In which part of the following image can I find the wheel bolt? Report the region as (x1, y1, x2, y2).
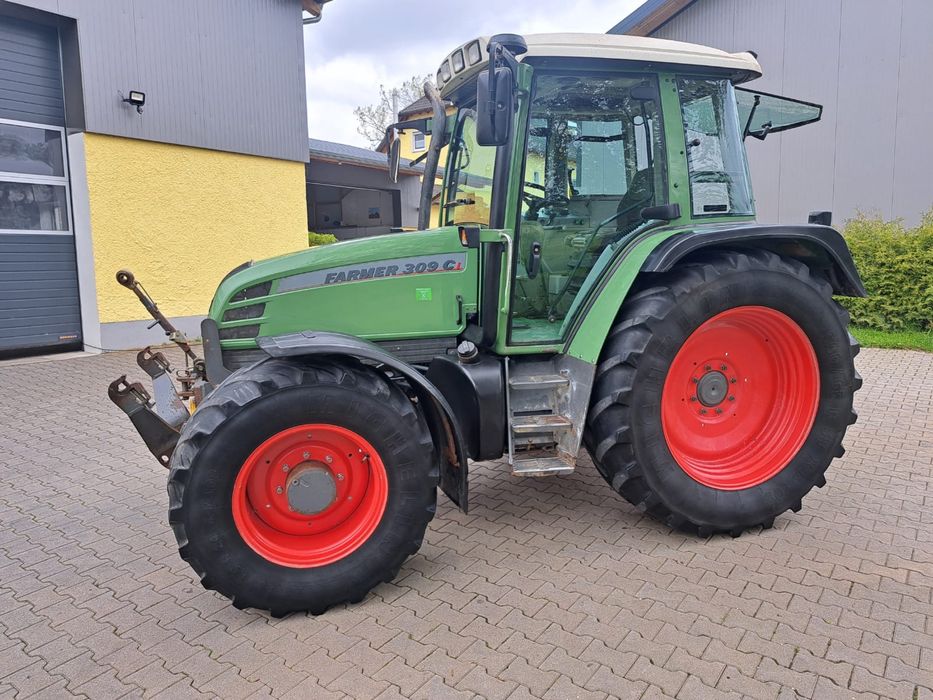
(325, 455, 333, 464)
(715, 408, 723, 414)
(699, 409, 707, 415)
(705, 365, 712, 371)
(275, 486, 283, 494)
(282, 464, 289, 472)
(720, 364, 727, 371)
(730, 377, 737, 384)
(337, 473, 345, 480)
(692, 377, 699, 384)
(689, 396, 697, 402)
(728, 395, 735, 401)
(303, 451, 310, 459)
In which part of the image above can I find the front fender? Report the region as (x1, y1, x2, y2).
(640, 223, 866, 297)
(256, 330, 470, 512)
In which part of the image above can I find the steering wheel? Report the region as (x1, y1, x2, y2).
(522, 186, 571, 220)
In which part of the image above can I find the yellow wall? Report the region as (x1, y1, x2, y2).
(84, 134, 307, 323)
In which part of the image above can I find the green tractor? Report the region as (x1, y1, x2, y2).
(109, 32, 863, 615)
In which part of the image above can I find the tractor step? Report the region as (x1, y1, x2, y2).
(508, 374, 569, 390)
(511, 452, 575, 477)
(511, 414, 573, 434)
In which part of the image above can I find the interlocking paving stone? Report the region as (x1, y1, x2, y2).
(0, 347, 930, 698)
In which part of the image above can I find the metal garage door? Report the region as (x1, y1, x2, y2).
(0, 16, 81, 353)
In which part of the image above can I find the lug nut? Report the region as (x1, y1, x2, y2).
(720, 364, 727, 371)
(692, 377, 699, 384)
(282, 464, 289, 472)
(337, 474, 345, 480)
(303, 451, 310, 459)
(275, 486, 283, 494)
(689, 396, 697, 402)
(325, 455, 333, 464)
(715, 408, 723, 414)
(728, 395, 735, 401)
(730, 378, 737, 384)
(700, 409, 707, 415)
(705, 365, 712, 371)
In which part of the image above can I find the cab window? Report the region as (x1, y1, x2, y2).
(678, 78, 754, 216)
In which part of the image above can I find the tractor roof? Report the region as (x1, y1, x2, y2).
(437, 32, 762, 99)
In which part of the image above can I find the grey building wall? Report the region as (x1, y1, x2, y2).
(4, 0, 309, 162)
(629, 0, 933, 226)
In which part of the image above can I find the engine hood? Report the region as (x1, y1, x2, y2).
(210, 227, 479, 347)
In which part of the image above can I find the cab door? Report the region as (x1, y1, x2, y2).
(506, 71, 668, 347)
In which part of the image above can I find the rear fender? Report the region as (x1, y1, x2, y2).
(640, 223, 866, 297)
(256, 331, 470, 512)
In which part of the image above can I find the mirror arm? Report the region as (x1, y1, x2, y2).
(418, 81, 448, 230)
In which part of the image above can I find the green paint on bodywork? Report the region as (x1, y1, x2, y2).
(212, 227, 477, 348)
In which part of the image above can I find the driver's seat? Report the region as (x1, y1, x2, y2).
(615, 167, 655, 231)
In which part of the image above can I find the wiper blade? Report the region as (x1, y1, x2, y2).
(443, 198, 476, 208)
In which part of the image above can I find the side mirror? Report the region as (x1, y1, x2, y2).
(640, 203, 681, 221)
(387, 131, 400, 183)
(476, 67, 514, 146)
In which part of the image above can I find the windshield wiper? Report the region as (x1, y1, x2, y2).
(443, 198, 476, 208)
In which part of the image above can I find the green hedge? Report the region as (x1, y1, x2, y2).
(838, 211, 933, 331)
(308, 231, 338, 247)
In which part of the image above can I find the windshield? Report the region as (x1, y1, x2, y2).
(442, 108, 497, 227)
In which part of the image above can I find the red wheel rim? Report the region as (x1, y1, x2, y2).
(661, 306, 820, 490)
(232, 424, 388, 567)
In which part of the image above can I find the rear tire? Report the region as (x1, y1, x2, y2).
(167, 358, 437, 615)
(585, 250, 860, 536)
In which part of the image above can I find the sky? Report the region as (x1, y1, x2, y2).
(303, 0, 645, 148)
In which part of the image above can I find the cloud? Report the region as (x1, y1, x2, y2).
(304, 0, 645, 147)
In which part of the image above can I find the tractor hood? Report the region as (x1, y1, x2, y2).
(210, 227, 478, 349)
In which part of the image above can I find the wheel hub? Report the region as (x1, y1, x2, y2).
(661, 306, 820, 490)
(287, 463, 336, 515)
(231, 424, 389, 568)
(696, 370, 728, 406)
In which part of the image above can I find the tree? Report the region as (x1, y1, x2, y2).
(354, 75, 431, 149)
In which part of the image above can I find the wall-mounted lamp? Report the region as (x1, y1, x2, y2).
(121, 90, 146, 114)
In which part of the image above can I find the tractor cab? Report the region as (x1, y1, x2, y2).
(388, 33, 825, 354)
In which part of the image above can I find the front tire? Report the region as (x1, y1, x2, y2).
(167, 358, 437, 615)
(585, 250, 861, 536)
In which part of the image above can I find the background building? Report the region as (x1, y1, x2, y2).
(307, 138, 423, 239)
(611, 0, 933, 227)
(0, 0, 316, 354)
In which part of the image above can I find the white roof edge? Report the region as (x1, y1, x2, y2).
(438, 32, 761, 99)
(522, 33, 761, 77)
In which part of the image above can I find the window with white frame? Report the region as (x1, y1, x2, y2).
(0, 119, 71, 234)
(411, 131, 426, 152)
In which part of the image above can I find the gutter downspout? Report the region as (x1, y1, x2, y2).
(418, 81, 447, 230)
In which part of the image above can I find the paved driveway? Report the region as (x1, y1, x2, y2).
(0, 348, 931, 699)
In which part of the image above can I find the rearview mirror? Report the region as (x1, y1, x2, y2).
(640, 203, 681, 221)
(476, 67, 514, 146)
(387, 131, 400, 183)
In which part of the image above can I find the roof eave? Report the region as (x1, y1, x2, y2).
(608, 0, 697, 37)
